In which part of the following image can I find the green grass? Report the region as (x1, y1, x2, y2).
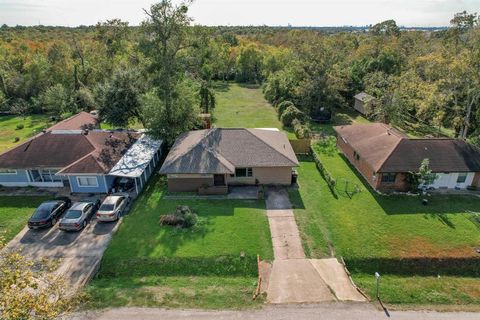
(291, 148, 480, 306)
(0, 196, 49, 242)
(308, 108, 371, 135)
(86, 175, 272, 309)
(0, 114, 52, 153)
(213, 82, 296, 139)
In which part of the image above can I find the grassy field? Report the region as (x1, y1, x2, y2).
(86, 175, 272, 309)
(213, 82, 296, 139)
(0, 196, 49, 242)
(0, 114, 52, 153)
(290, 145, 480, 306)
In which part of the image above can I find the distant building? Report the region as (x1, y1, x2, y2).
(353, 92, 375, 115)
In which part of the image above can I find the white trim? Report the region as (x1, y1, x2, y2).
(135, 177, 139, 195)
(0, 169, 17, 175)
(103, 175, 109, 193)
(76, 176, 99, 187)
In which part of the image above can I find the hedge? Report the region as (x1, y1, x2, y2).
(292, 118, 311, 139)
(276, 101, 294, 119)
(280, 105, 304, 127)
(311, 145, 337, 197)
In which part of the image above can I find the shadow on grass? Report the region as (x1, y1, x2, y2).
(212, 81, 230, 92)
(335, 153, 479, 222)
(345, 256, 480, 277)
(236, 82, 261, 89)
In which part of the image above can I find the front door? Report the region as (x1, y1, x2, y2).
(213, 174, 225, 186)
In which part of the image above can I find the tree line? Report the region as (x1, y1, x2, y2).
(0, 2, 479, 145)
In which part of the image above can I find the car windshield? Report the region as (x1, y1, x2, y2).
(32, 203, 55, 219)
(64, 210, 82, 219)
(99, 204, 115, 211)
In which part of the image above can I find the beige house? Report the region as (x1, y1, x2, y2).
(160, 128, 299, 193)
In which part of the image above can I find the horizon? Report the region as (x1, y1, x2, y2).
(0, 0, 477, 28)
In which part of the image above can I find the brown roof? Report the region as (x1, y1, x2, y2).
(160, 128, 299, 174)
(334, 123, 406, 172)
(334, 123, 480, 173)
(0, 130, 138, 174)
(47, 111, 99, 131)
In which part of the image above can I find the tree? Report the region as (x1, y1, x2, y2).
(417, 158, 437, 187)
(95, 19, 130, 58)
(97, 68, 145, 128)
(235, 43, 263, 83)
(0, 238, 75, 319)
(198, 80, 216, 113)
(38, 84, 73, 116)
(371, 20, 400, 37)
(141, 0, 195, 143)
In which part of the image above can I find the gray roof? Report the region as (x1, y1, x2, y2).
(160, 128, 299, 174)
(354, 92, 374, 102)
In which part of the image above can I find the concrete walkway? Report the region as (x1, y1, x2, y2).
(264, 188, 365, 303)
(68, 304, 480, 320)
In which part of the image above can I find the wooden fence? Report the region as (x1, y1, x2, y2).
(289, 139, 311, 154)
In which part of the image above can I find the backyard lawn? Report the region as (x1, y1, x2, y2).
(213, 82, 296, 139)
(290, 146, 480, 306)
(0, 196, 49, 242)
(0, 114, 52, 153)
(86, 175, 272, 309)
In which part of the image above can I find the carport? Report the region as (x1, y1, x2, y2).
(108, 134, 163, 197)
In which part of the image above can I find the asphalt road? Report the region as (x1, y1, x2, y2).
(68, 303, 480, 320)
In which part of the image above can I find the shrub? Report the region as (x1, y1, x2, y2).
(15, 123, 24, 130)
(311, 145, 337, 197)
(292, 119, 311, 139)
(280, 106, 304, 127)
(313, 136, 337, 156)
(13, 137, 19, 142)
(277, 101, 294, 119)
(159, 205, 198, 228)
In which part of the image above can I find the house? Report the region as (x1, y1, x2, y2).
(159, 128, 299, 193)
(353, 92, 375, 115)
(0, 113, 162, 196)
(334, 123, 480, 192)
(47, 111, 100, 131)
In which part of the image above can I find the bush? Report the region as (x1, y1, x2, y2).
(311, 145, 337, 197)
(15, 124, 24, 130)
(280, 106, 304, 127)
(159, 205, 198, 228)
(292, 119, 311, 139)
(277, 101, 294, 119)
(13, 137, 19, 142)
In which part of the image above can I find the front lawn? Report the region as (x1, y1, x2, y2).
(213, 82, 296, 139)
(86, 175, 272, 309)
(291, 148, 480, 306)
(0, 115, 52, 153)
(0, 196, 49, 242)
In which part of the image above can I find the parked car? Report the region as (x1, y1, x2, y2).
(59, 199, 100, 231)
(96, 194, 129, 222)
(28, 199, 70, 229)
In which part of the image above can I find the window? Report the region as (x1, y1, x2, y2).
(77, 176, 98, 187)
(381, 173, 397, 183)
(457, 173, 468, 183)
(0, 169, 17, 174)
(354, 151, 360, 161)
(235, 168, 253, 177)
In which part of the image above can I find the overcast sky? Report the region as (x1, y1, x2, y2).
(0, 0, 478, 27)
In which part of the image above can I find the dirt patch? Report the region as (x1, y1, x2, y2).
(388, 236, 478, 258)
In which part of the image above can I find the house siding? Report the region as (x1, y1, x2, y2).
(68, 175, 108, 193)
(0, 169, 30, 185)
(377, 172, 409, 192)
(167, 177, 213, 192)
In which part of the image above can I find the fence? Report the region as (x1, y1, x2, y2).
(289, 139, 311, 154)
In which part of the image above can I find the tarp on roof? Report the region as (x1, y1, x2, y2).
(109, 134, 163, 178)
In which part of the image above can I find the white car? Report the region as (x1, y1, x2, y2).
(96, 194, 129, 222)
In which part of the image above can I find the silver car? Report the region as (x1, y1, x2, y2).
(96, 194, 129, 222)
(59, 200, 99, 231)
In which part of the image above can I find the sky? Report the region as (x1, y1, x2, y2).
(0, 0, 478, 27)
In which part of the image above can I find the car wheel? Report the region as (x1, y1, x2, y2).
(83, 221, 87, 229)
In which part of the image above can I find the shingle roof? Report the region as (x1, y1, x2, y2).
(160, 128, 299, 174)
(334, 123, 406, 172)
(334, 123, 480, 173)
(0, 130, 139, 174)
(47, 111, 99, 131)
(354, 92, 374, 102)
(380, 139, 480, 173)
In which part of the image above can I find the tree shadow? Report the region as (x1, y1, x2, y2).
(212, 81, 230, 92)
(237, 82, 261, 89)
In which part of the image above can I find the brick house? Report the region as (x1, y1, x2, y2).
(334, 123, 480, 192)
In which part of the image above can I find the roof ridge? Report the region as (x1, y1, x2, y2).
(47, 112, 86, 131)
(245, 128, 298, 166)
(377, 137, 407, 172)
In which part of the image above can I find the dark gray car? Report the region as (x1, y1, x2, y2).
(59, 200, 100, 231)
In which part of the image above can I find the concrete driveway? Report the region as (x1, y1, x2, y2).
(5, 216, 121, 290)
(265, 188, 365, 304)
